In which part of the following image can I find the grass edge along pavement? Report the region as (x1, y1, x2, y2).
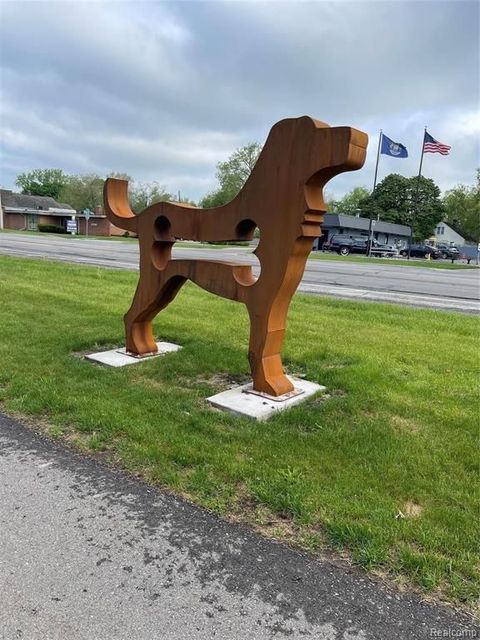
(0, 255, 479, 612)
(309, 250, 477, 270)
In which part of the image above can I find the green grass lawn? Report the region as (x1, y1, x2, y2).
(1, 256, 479, 609)
(310, 251, 477, 270)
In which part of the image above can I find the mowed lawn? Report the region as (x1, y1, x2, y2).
(0, 256, 478, 608)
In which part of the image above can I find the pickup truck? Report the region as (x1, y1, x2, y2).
(323, 235, 398, 257)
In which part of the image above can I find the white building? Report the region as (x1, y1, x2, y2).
(433, 221, 465, 246)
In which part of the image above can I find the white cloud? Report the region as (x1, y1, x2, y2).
(0, 1, 478, 200)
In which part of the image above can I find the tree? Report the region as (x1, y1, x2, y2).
(200, 142, 262, 208)
(16, 169, 68, 200)
(16, 167, 179, 214)
(443, 170, 480, 242)
(58, 173, 132, 212)
(58, 172, 173, 214)
(358, 174, 409, 222)
(200, 189, 232, 209)
(411, 176, 445, 240)
(129, 181, 172, 213)
(58, 174, 105, 212)
(108, 172, 132, 181)
(175, 195, 197, 206)
(328, 186, 370, 215)
(359, 173, 444, 240)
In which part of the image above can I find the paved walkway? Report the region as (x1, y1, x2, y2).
(0, 414, 477, 639)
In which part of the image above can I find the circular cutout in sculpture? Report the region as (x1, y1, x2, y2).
(154, 216, 172, 241)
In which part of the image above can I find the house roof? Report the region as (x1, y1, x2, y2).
(0, 189, 74, 213)
(322, 213, 411, 236)
(437, 220, 465, 241)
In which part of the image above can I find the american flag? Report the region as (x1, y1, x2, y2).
(423, 131, 451, 155)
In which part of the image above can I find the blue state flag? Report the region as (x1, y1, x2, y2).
(381, 134, 408, 158)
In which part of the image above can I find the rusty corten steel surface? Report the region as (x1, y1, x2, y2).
(104, 116, 368, 396)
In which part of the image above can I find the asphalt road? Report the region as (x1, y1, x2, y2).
(1, 233, 479, 313)
(1, 413, 478, 640)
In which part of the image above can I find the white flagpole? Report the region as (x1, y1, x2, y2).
(367, 130, 382, 257)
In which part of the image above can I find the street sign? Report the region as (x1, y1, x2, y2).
(83, 208, 93, 237)
(66, 220, 77, 234)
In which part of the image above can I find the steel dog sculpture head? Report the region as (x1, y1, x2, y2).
(104, 116, 368, 397)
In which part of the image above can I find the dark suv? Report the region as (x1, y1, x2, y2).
(399, 244, 442, 259)
(324, 235, 397, 257)
(436, 243, 460, 259)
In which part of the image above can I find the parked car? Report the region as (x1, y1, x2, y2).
(436, 243, 460, 259)
(323, 235, 398, 257)
(399, 244, 442, 259)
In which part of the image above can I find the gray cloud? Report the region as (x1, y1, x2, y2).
(1, 1, 478, 201)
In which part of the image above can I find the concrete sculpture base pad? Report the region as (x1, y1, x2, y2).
(207, 377, 325, 421)
(86, 342, 181, 367)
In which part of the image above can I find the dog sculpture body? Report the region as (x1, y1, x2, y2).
(104, 116, 368, 396)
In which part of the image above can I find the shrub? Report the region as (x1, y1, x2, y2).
(38, 224, 67, 234)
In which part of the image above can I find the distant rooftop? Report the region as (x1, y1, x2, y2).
(323, 213, 411, 236)
(0, 189, 74, 212)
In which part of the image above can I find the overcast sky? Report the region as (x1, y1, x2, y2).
(1, 0, 478, 202)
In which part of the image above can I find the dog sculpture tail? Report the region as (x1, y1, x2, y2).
(104, 179, 138, 234)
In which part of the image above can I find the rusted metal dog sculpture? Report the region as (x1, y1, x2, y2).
(104, 116, 367, 397)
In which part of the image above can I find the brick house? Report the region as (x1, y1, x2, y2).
(0, 190, 125, 236)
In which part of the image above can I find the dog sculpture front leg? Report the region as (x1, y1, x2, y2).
(247, 237, 314, 396)
(247, 306, 294, 396)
